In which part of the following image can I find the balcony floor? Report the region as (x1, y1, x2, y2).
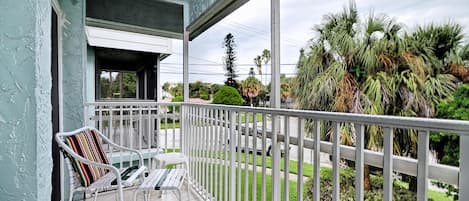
(86, 182, 202, 201)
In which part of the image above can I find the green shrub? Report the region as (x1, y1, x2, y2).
(199, 91, 210, 100)
(304, 167, 422, 201)
(169, 96, 183, 113)
(212, 86, 243, 105)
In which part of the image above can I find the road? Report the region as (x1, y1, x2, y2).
(157, 117, 332, 168)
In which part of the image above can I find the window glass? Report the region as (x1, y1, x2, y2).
(99, 71, 137, 99)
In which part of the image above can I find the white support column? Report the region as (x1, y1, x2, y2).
(270, 0, 280, 109)
(182, 1, 190, 103)
(270, 0, 281, 200)
(183, 31, 189, 102)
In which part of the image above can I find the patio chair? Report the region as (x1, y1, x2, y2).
(56, 126, 147, 201)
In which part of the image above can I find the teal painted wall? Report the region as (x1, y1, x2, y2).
(0, 0, 52, 200)
(59, 0, 87, 199)
(60, 0, 86, 131)
(189, 0, 218, 23)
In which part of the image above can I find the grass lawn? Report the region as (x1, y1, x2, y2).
(197, 163, 300, 201)
(200, 152, 453, 201)
(240, 112, 264, 123)
(159, 121, 180, 129)
(158, 113, 263, 129)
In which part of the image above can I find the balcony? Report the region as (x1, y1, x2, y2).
(81, 101, 469, 201)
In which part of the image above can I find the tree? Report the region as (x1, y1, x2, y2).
(223, 33, 239, 88)
(212, 86, 243, 105)
(280, 74, 293, 102)
(262, 49, 271, 65)
(254, 55, 262, 75)
(162, 82, 171, 93)
(254, 49, 271, 85)
(430, 84, 469, 199)
(189, 81, 210, 99)
(169, 83, 183, 97)
(293, 2, 463, 191)
(241, 68, 263, 106)
(210, 83, 221, 96)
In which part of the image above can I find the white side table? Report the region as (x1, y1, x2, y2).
(151, 152, 190, 200)
(152, 152, 189, 169)
(134, 169, 186, 201)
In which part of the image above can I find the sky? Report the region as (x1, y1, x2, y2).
(159, 0, 469, 85)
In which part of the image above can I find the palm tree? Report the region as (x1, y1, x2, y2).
(262, 49, 271, 85)
(254, 55, 263, 76)
(293, 2, 463, 191)
(262, 49, 271, 65)
(280, 74, 293, 102)
(241, 69, 263, 106)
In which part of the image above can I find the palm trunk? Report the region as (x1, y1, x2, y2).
(364, 164, 371, 191)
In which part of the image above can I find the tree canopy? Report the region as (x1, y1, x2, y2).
(223, 33, 239, 88)
(293, 2, 468, 191)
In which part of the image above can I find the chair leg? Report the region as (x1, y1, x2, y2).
(144, 191, 150, 201)
(182, 160, 190, 201)
(117, 185, 124, 201)
(133, 189, 140, 201)
(177, 189, 182, 201)
(93, 191, 99, 201)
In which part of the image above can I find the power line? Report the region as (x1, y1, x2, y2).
(224, 20, 305, 45)
(171, 52, 222, 64)
(219, 23, 303, 48)
(160, 71, 296, 75)
(161, 63, 298, 66)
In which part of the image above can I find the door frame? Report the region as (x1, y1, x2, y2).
(51, 0, 64, 200)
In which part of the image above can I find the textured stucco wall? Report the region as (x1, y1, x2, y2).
(0, 0, 52, 200)
(188, 0, 218, 23)
(60, 0, 86, 131)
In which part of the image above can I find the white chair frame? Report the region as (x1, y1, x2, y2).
(56, 126, 146, 201)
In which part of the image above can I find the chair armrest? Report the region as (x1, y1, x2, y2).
(103, 140, 145, 168)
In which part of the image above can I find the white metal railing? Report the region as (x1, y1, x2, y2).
(82, 101, 469, 201)
(181, 103, 469, 201)
(84, 101, 182, 169)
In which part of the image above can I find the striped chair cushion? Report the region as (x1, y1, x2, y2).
(65, 128, 110, 187)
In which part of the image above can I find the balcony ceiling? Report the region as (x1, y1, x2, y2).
(86, 0, 248, 40)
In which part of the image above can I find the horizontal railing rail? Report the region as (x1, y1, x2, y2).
(183, 103, 469, 135)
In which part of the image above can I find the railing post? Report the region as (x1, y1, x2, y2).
(180, 104, 185, 154)
(417, 130, 429, 201)
(355, 124, 365, 201)
(283, 116, 290, 201)
(229, 111, 236, 201)
(271, 115, 281, 201)
(460, 135, 469, 200)
(313, 120, 321, 201)
(383, 127, 393, 201)
(298, 118, 305, 201)
(332, 122, 340, 201)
